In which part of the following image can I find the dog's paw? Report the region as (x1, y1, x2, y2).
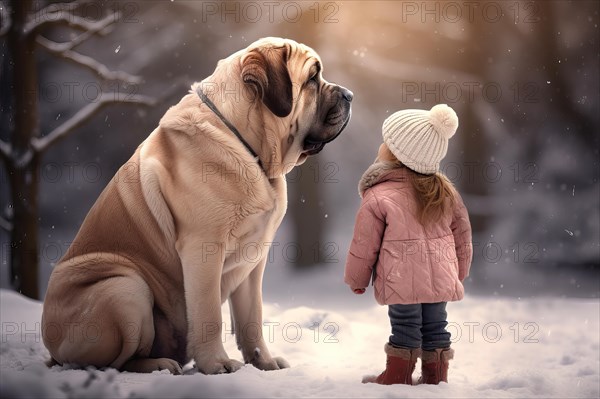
(155, 358, 184, 375)
(252, 355, 290, 371)
(196, 358, 244, 375)
(122, 357, 183, 375)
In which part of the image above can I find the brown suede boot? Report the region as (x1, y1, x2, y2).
(419, 348, 454, 384)
(362, 344, 421, 385)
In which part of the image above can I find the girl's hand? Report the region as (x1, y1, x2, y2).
(352, 287, 366, 295)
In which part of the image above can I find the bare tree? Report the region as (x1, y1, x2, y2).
(0, 0, 154, 299)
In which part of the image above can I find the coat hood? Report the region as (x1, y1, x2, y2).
(358, 162, 411, 198)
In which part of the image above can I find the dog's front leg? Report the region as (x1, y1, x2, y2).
(229, 260, 290, 371)
(179, 240, 243, 374)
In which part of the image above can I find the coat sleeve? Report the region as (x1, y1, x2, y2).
(344, 191, 386, 289)
(451, 193, 473, 281)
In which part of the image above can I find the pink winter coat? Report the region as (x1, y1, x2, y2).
(344, 162, 473, 305)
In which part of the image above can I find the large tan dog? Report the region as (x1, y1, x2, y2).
(41, 37, 352, 375)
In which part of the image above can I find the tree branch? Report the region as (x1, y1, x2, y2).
(0, 1, 10, 37)
(31, 93, 156, 153)
(37, 35, 141, 84)
(0, 215, 12, 232)
(0, 138, 10, 165)
(25, 6, 119, 37)
(34, 1, 79, 16)
(36, 10, 119, 53)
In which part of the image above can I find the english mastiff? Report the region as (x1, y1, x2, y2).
(42, 37, 353, 374)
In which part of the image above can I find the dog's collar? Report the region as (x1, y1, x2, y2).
(196, 86, 265, 173)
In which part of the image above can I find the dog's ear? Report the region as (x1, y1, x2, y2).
(241, 45, 293, 118)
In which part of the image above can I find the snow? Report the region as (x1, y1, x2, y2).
(1, 289, 598, 398)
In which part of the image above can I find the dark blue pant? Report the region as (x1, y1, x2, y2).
(388, 302, 451, 351)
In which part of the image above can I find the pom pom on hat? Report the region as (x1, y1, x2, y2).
(429, 104, 458, 139)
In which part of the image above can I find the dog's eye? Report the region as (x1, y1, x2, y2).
(306, 62, 321, 85)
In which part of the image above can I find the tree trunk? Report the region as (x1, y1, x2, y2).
(7, 0, 40, 299)
(289, 155, 324, 269)
(279, 15, 324, 270)
(7, 157, 40, 298)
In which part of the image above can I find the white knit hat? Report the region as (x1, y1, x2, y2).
(382, 104, 459, 174)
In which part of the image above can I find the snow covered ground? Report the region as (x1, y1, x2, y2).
(0, 288, 598, 398)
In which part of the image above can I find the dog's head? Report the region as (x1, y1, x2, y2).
(208, 37, 353, 176)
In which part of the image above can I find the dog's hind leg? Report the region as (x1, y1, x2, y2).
(44, 271, 158, 371)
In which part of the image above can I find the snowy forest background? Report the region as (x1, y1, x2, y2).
(0, 0, 598, 305)
(0, 1, 599, 398)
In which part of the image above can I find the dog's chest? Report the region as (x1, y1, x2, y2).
(222, 206, 278, 275)
(223, 214, 271, 274)
(219, 178, 287, 299)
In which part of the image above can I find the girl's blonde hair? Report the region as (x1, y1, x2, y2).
(410, 171, 457, 225)
(378, 143, 457, 225)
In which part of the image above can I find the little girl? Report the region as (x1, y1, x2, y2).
(344, 104, 473, 385)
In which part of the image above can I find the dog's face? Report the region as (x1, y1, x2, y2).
(213, 37, 353, 175)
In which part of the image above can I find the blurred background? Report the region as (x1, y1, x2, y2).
(0, 0, 598, 307)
